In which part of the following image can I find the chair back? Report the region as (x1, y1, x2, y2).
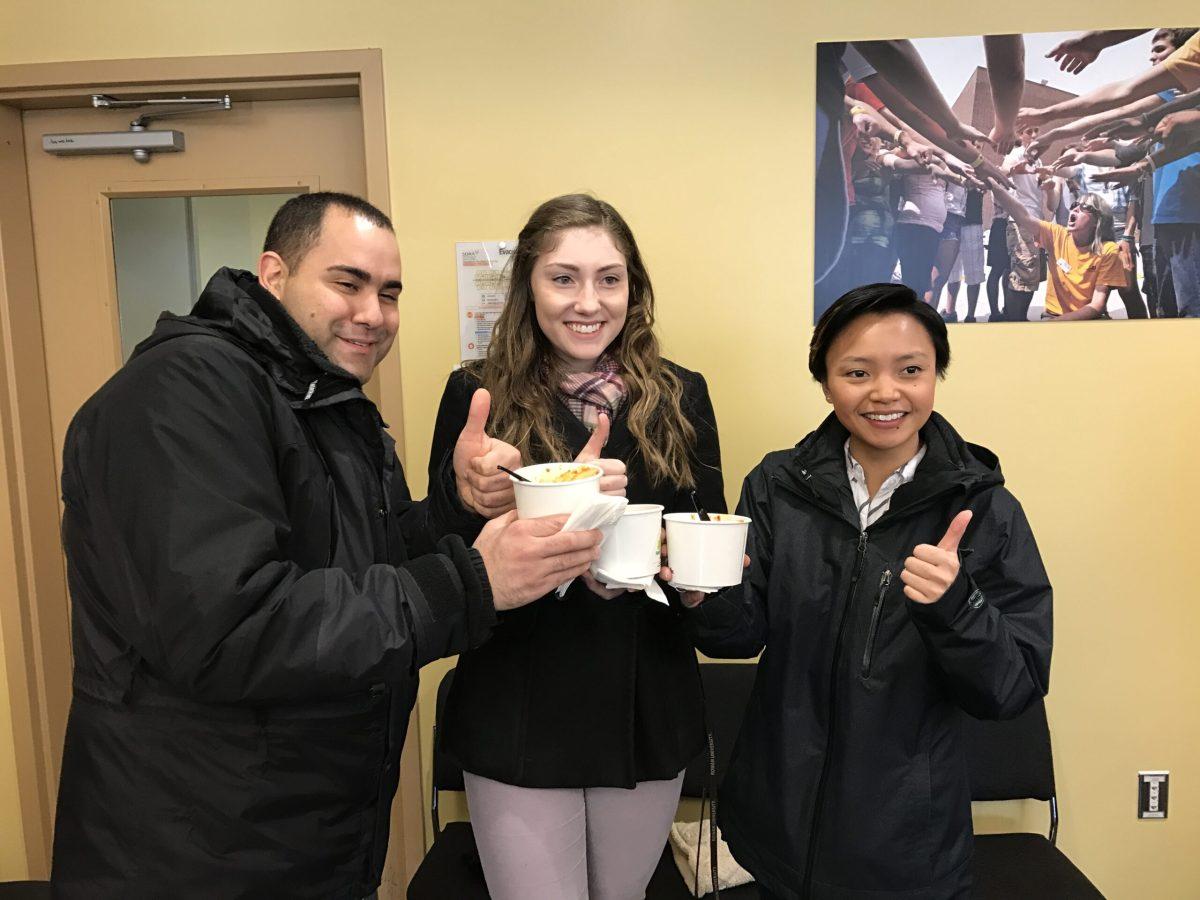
(432, 667, 465, 792)
(962, 695, 1056, 802)
(681, 662, 758, 799)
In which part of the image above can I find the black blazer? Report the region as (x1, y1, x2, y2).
(428, 361, 727, 787)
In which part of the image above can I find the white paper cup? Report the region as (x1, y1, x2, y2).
(664, 512, 751, 589)
(511, 462, 602, 519)
(596, 504, 663, 579)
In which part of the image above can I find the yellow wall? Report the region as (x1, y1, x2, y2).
(2, 2, 1198, 896)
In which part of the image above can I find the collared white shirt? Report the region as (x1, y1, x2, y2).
(844, 439, 927, 530)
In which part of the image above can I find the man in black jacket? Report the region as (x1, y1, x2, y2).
(50, 192, 603, 898)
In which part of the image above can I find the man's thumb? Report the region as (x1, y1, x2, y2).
(575, 413, 609, 462)
(937, 510, 973, 552)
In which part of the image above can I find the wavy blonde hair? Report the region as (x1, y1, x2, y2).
(467, 194, 697, 487)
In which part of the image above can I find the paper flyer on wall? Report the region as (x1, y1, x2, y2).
(456, 241, 514, 361)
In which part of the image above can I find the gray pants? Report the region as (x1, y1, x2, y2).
(463, 769, 686, 900)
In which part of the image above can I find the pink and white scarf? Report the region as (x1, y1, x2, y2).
(558, 355, 627, 431)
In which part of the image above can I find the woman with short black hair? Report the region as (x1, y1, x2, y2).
(673, 283, 1052, 898)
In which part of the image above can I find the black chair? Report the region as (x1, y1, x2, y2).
(408, 663, 763, 899)
(965, 697, 1105, 898)
(644, 662, 760, 899)
(406, 667, 489, 899)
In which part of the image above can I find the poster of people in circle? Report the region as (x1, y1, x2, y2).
(814, 28, 1200, 323)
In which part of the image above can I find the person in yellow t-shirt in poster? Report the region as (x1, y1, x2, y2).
(987, 177, 1127, 319)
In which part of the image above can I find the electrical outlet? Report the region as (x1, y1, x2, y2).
(1138, 771, 1169, 819)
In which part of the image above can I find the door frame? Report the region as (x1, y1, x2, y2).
(0, 50, 423, 887)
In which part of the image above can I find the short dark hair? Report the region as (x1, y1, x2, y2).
(808, 283, 951, 382)
(1155, 28, 1198, 49)
(263, 191, 394, 268)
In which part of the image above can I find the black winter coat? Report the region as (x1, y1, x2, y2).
(428, 364, 726, 787)
(52, 269, 496, 899)
(686, 413, 1052, 899)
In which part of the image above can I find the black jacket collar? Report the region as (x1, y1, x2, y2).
(132, 267, 368, 409)
(776, 411, 1004, 528)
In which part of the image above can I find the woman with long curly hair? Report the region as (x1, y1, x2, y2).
(428, 193, 726, 900)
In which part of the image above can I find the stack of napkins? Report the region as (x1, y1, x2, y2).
(554, 495, 628, 597)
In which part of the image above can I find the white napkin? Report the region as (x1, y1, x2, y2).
(554, 495, 629, 597)
(592, 567, 669, 605)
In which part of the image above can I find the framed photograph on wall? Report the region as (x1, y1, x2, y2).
(813, 28, 1200, 323)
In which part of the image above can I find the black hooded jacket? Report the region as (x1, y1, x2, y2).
(51, 268, 495, 898)
(685, 413, 1052, 899)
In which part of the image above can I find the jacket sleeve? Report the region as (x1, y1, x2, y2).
(682, 463, 772, 658)
(424, 367, 488, 544)
(906, 491, 1053, 720)
(61, 342, 495, 705)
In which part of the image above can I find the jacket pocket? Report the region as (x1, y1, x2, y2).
(860, 570, 892, 680)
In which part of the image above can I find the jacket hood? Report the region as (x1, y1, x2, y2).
(131, 267, 365, 406)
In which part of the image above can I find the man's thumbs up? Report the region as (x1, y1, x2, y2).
(452, 388, 522, 518)
(573, 413, 627, 496)
(901, 510, 974, 605)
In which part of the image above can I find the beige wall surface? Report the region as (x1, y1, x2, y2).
(2, 3, 1198, 896)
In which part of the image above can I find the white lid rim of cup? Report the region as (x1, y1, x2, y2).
(663, 512, 751, 526)
(623, 503, 665, 515)
(510, 462, 602, 486)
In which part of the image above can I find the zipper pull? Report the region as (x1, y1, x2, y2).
(858, 531, 868, 554)
(879, 570, 892, 592)
(304, 379, 318, 401)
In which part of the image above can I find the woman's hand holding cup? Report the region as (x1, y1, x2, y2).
(658, 526, 749, 608)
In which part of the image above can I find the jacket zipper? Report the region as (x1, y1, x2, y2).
(860, 570, 892, 679)
(803, 529, 869, 897)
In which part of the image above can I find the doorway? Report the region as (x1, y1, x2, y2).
(0, 51, 422, 894)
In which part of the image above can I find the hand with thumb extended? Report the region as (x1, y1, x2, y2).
(574, 413, 627, 496)
(900, 510, 973, 605)
(453, 388, 523, 518)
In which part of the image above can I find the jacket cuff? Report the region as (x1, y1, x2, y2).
(403, 537, 496, 667)
(906, 568, 984, 631)
(463, 545, 497, 646)
(439, 536, 496, 648)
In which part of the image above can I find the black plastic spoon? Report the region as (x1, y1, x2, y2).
(690, 490, 711, 521)
(497, 465, 531, 483)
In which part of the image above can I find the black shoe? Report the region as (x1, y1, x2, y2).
(940, 310, 957, 323)
(963, 315, 976, 323)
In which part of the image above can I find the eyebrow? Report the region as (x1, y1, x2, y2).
(840, 352, 930, 364)
(327, 264, 403, 293)
(543, 262, 626, 272)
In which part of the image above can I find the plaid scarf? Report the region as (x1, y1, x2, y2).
(558, 355, 627, 431)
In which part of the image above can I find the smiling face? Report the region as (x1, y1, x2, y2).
(1019, 125, 1039, 147)
(259, 207, 402, 383)
(531, 226, 629, 373)
(822, 312, 937, 470)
